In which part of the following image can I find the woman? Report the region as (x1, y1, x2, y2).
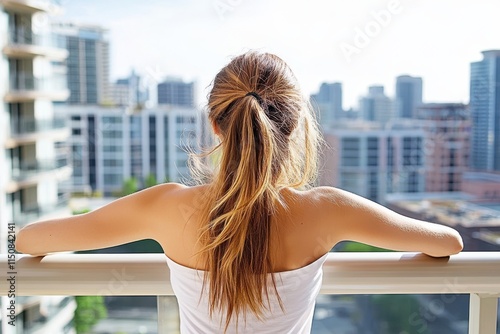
(16, 51, 463, 333)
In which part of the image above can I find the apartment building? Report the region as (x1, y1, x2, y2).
(415, 103, 471, 192)
(320, 120, 426, 203)
(60, 105, 202, 195)
(0, 0, 74, 332)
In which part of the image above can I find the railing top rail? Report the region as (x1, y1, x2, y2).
(3, 252, 500, 297)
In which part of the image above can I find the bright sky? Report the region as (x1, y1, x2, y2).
(57, 0, 500, 110)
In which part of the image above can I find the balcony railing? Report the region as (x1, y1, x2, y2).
(12, 194, 69, 227)
(10, 117, 66, 136)
(2, 252, 499, 333)
(5, 72, 69, 102)
(9, 73, 67, 92)
(8, 30, 66, 49)
(10, 158, 69, 181)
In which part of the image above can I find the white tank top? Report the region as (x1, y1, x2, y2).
(165, 252, 329, 333)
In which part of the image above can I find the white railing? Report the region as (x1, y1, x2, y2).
(2, 252, 499, 333)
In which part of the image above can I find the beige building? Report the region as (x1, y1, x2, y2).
(320, 120, 425, 204)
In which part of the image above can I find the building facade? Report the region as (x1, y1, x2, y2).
(359, 86, 396, 124)
(415, 103, 471, 192)
(0, 1, 75, 333)
(396, 75, 423, 119)
(109, 70, 148, 108)
(157, 78, 195, 107)
(60, 105, 202, 196)
(470, 50, 500, 171)
(310, 82, 343, 126)
(320, 120, 426, 204)
(52, 22, 110, 105)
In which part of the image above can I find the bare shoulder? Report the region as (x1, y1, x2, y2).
(136, 182, 188, 203)
(295, 186, 357, 210)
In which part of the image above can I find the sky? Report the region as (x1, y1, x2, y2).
(53, 0, 500, 110)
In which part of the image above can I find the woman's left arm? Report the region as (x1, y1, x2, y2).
(15, 183, 185, 256)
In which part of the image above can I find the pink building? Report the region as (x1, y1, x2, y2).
(415, 103, 471, 192)
(462, 172, 500, 202)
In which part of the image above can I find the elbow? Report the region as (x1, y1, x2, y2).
(433, 231, 464, 257)
(15, 228, 27, 254)
(425, 230, 464, 258)
(16, 227, 43, 256)
(450, 231, 464, 255)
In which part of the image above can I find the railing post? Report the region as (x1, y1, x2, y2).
(468, 293, 498, 334)
(157, 295, 180, 334)
(157, 295, 170, 334)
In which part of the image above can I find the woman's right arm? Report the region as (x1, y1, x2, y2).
(315, 187, 463, 257)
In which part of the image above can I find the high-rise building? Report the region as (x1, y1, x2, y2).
(396, 75, 423, 118)
(52, 22, 110, 105)
(320, 120, 425, 203)
(359, 86, 396, 123)
(109, 70, 148, 108)
(310, 82, 343, 126)
(470, 50, 500, 171)
(60, 105, 201, 195)
(0, 1, 75, 332)
(157, 78, 195, 107)
(415, 103, 470, 192)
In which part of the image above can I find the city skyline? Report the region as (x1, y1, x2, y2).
(54, 0, 500, 109)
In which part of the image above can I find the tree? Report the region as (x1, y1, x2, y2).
(121, 177, 138, 196)
(74, 296, 107, 334)
(144, 173, 157, 188)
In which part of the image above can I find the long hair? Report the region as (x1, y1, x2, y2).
(193, 51, 322, 330)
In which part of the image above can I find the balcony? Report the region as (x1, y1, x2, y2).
(12, 194, 70, 227)
(5, 73, 69, 102)
(0, 0, 62, 14)
(5, 158, 71, 193)
(3, 30, 68, 60)
(2, 252, 499, 333)
(5, 117, 69, 147)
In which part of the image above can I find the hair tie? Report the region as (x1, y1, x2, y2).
(245, 91, 263, 103)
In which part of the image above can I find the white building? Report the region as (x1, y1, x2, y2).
(51, 21, 110, 105)
(320, 120, 426, 203)
(359, 86, 397, 124)
(0, 0, 75, 333)
(59, 105, 202, 195)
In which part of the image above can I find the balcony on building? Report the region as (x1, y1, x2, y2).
(0, 0, 62, 14)
(3, 29, 68, 60)
(11, 193, 70, 227)
(5, 116, 69, 147)
(5, 156, 72, 193)
(5, 72, 69, 102)
(2, 252, 499, 333)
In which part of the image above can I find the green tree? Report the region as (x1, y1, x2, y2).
(74, 296, 107, 334)
(372, 295, 426, 334)
(72, 208, 91, 215)
(121, 177, 138, 196)
(144, 173, 157, 188)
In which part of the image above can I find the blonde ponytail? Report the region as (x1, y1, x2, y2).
(193, 51, 322, 331)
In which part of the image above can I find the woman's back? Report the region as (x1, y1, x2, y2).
(154, 185, 334, 274)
